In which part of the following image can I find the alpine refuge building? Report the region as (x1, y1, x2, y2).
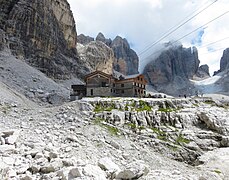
(71, 71, 147, 99)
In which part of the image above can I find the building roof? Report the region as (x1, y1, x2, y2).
(84, 71, 115, 81)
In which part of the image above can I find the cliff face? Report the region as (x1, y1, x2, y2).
(0, 0, 84, 79)
(77, 41, 114, 75)
(195, 64, 210, 79)
(111, 36, 139, 75)
(220, 48, 229, 72)
(143, 45, 200, 95)
(77, 33, 139, 76)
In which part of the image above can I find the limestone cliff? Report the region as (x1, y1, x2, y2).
(77, 41, 114, 75)
(0, 0, 85, 79)
(195, 64, 210, 79)
(111, 36, 139, 75)
(77, 34, 94, 45)
(220, 48, 229, 72)
(77, 33, 139, 76)
(143, 45, 200, 96)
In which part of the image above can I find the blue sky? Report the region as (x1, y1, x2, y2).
(68, 0, 229, 75)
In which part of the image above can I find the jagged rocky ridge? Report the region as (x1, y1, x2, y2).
(0, 0, 89, 79)
(143, 45, 210, 96)
(77, 33, 139, 75)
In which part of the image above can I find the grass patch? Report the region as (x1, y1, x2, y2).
(136, 100, 152, 112)
(175, 134, 191, 145)
(151, 127, 167, 141)
(103, 124, 120, 136)
(158, 107, 180, 113)
(204, 100, 216, 106)
(94, 118, 120, 136)
(94, 103, 116, 113)
(213, 169, 221, 174)
(192, 103, 199, 107)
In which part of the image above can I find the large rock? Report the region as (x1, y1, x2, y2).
(0, 0, 86, 79)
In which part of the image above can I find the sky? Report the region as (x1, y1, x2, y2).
(68, 0, 229, 74)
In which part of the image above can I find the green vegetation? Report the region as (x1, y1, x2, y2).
(94, 99, 152, 113)
(213, 169, 221, 174)
(103, 124, 120, 136)
(192, 103, 199, 107)
(175, 134, 191, 145)
(204, 99, 216, 106)
(94, 118, 120, 136)
(136, 100, 152, 111)
(158, 107, 180, 113)
(127, 123, 145, 131)
(151, 127, 167, 141)
(94, 103, 116, 113)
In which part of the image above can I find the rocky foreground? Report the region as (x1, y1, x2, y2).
(0, 96, 229, 180)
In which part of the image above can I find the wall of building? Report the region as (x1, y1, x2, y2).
(87, 87, 113, 97)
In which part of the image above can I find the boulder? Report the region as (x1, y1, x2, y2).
(98, 157, 120, 173)
(83, 164, 107, 180)
(116, 161, 149, 179)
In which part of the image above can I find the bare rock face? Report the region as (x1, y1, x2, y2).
(77, 41, 114, 75)
(111, 36, 139, 75)
(220, 48, 229, 72)
(96, 32, 112, 47)
(77, 34, 94, 45)
(195, 64, 210, 79)
(0, 0, 84, 79)
(78, 33, 139, 76)
(143, 45, 200, 96)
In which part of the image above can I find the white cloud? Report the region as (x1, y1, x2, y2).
(68, 0, 229, 75)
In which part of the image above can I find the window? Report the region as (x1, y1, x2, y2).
(102, 82, 106, 87)
(113, 83, 115, 87)
(121, 84, 124, 87)
(91, 89, 93, 96)
(135, 89, 137, 95)
(122, 90, 124, 94)
(111, 89, 113, 93)
(137, 77, 140, 80)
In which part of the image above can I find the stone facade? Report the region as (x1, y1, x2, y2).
(82, 71, 147, 97)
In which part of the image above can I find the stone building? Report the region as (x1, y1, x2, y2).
(71, 71, 147, 98)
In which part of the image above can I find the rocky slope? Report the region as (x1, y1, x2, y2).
(143, 45, 201, 96)
(0, 0, 88, 79)
(77, 33, 139, 75)
(0, 90, 229, 179)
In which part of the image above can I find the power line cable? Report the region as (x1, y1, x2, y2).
(199, 47, 227, 55)
(198, 36, 229, 48)
(139, 0, 218, 56)
(141, 11, 229, 62)
(172, 11, 229, 44)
